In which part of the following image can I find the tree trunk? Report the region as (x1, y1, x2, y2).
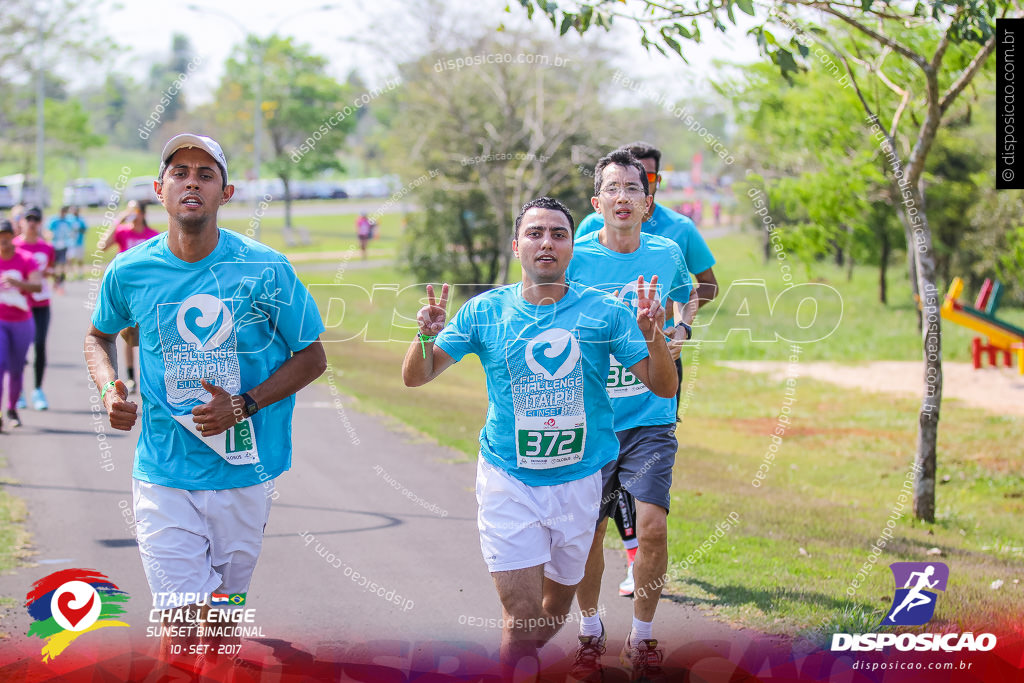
(879, 230, 889, 305)
(905, 185, 941, 523)
(845, 224, 855, 282)
(456, 210, 483, 285)
(281, 176, 294, 246)
(894, 188, 921, 328)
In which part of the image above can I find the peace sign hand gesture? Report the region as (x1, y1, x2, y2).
(417, 283, 449, 336)
(634, 275, 665, 342)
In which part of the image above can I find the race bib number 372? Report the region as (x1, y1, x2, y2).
(515, 416, 586, 470)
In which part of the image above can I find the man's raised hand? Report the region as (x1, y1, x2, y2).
(418, 283, 449, 336)
(635, 275, 665, 342)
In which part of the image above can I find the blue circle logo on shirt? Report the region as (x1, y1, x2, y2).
(176, 294, 234, 352)
(525, 328, 580, 380)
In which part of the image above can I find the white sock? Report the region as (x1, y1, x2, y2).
(629, 617, 653, 644)
(580, 613, 602, 637)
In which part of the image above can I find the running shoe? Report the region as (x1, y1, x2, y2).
(568, 621, 606, 682)
(6, 409, 22, 428)
(619, 562, 635, 597)
(620, 636, 665, 682)
(32, 388, 48, 411)
(125, 379, 137, 394)
(15, 395, 25, 410)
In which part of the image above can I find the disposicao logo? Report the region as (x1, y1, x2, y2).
(831, 562, 997, 653)
(884, 562, 947, 626)
(25, 569, 130, 661)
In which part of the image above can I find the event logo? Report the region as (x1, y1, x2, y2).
(25, 569, 129, 662)
(885, 562, 948, 626)
(832, 561, 997, 653)
(525, 328, 580, 380)
(176, 293, 233, 351)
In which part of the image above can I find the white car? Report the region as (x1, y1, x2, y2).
(0, 184, 14, 210)
(1, 174, 50, 207)
(63, 178, 116, 208)
(123, 177, 159, 204)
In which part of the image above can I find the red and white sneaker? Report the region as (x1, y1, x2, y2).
(620, 636, 666, 682)
(568, 622, 606, 682)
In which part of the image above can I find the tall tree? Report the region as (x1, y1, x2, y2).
(0, 0, 108, 181)
(518, 0, 1011, 522)
(217, 35, 353, 237)
(382, 31, 613, 287)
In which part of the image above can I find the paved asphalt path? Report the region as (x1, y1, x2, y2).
(0, 279, 769, 678)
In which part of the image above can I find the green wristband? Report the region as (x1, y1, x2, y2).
(418, 332, 437, 359)
(101, 380, 117, 400)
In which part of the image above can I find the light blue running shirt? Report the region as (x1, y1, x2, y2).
(577, 202, 716, 276)
(92, 229, 326, 490)
(567, 231, 691, 430)
(435, 281, 649, 487)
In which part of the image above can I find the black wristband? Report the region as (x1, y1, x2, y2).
(239, 392, 259, 417)
(676, 321, 692, 340)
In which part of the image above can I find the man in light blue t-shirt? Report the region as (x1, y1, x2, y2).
(66, 205, 88, 278)
(403, 196, 678, 676)
(578, 141, 720, 621)
(576, 141, 718, 319)
(47, 205, 74, 289)
(566, 150, 692, 681)
(85, 134, 327, 663)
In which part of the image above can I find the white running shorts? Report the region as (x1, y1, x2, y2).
(475, 457, 600, 585)
(133, 478, 274, 600)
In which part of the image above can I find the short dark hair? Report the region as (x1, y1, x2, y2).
(617, 141, 661, 173)
(514, 197, 575, 239)
(593, 150, 649, 197)
(0, 219, 13, 234)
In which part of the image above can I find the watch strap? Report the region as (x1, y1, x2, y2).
(239, 391, 259, 416)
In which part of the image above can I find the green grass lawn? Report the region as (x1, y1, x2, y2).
(690, 231, 1024, 364)
(303, 225, 1024, 639)
(0, 462, 30, 577)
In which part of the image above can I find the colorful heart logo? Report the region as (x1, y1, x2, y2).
(50, 581, 101, 632)
(57, 591, 94, 628)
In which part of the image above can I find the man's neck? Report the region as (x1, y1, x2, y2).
(598, 222, 642, 254)
(166, 221, 219, 263)
(521, 278, 568, 305)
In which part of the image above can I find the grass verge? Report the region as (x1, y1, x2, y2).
(307, 228, 1024, 637)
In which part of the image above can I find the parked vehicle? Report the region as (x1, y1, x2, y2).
(0, 183, 14, 210)
(1, 174, 51, 207)
(342, 176, 394, 199)
(63, 178, 115, 207)
(123, 177, 159, 204)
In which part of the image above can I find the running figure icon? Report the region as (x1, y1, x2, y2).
(888, 565, 939, 622)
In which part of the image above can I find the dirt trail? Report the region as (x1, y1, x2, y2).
(718, 360, 1024, 416)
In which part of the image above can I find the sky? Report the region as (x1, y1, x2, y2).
(73, 0, 761, 105)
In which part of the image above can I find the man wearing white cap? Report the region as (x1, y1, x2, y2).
(84, 134, 327, 661)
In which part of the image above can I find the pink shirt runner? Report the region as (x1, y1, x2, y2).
(0, 249, 40, 322)
(114, 223, 160, 252)
(12, 236, 55, 307)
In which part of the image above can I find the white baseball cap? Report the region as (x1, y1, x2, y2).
(158, 134, 229, 185)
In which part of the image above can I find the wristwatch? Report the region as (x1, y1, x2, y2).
(239, 392, 259, 417)
(675, 321, 692, 340)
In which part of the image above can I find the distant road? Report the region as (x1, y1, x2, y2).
(76, 198, 415, 225)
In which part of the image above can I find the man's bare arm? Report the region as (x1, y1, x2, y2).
(84, 325, 138, 431)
